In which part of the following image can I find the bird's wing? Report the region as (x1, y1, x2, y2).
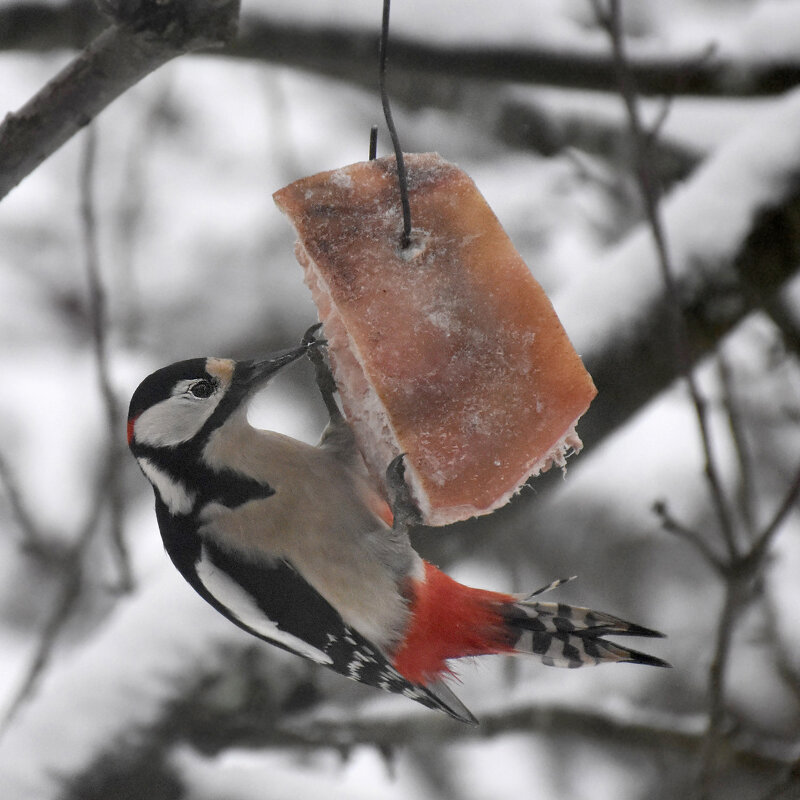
(191, 542, 474, 721)
(158, 499, 472, 723)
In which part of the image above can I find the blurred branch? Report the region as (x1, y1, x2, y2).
(495, 93, 702, 185)
(0, 1, 703, 187)
(592, 0, 739, 561)
(0, 0, 240, 200)
(717, 355, 757, 538)
(0, 484, 101, 737)
(651, 500, 725, 574)
(537, 33, 800, 469)
(6, 2, 800, 98)
(26, 650, 800, 797)
(0, 447, 52, 555)
(760, 590, 800, 800)
(79, 124, 133, 593)
(747, 464, 800, 567)
(593, 3, 800, 799)
(275, 700, 796, 778)
(0, 124, 140, 734)
(231, 18, 800, 99)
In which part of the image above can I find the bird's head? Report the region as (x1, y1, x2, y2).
(127, 345, 311, 453)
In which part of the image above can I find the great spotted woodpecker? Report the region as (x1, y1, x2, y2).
(127, 328, 668, 723)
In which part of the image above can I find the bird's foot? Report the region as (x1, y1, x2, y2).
(301, 323, 341, 422)
(386, 454, 422, 529)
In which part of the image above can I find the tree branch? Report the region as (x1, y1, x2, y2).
(594, 0, 740, 562)
(4, 3, 800, 99)
(271, 698, 795, 779)
(79, 123, 133, 592)
(0, 0, 240, 200)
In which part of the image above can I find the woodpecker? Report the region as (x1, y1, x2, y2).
(127, 328, 669, 723)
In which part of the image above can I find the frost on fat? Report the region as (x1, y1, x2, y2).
(274, 153, 597, 526)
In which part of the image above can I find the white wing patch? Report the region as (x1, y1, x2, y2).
(195, 546, 333, 665)
(137, 458, 196, 515)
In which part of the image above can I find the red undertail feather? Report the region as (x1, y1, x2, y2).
(392, 562, 517, 685)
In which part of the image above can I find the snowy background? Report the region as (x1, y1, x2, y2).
(1, 0, 800, 798)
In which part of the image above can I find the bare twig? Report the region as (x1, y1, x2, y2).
(749, 463, 800, 567)
(595, 3, 800, 795)
(0, 447, 49, 554)
(699, 581, 741, 797)
(590, 3, 754, 795)
(0, 123, 139, 735)
(0, 477, 103, 737)
(758, 591, 800, 800)
(0, 0, 240, 200)
(652, 500, 725, 574)
(593, 0, 739, 562)
(0, 546, 86, 737)
(717, 354, 757, 539)
(80, 124, 133, 593)
(275, 698, 798, 779)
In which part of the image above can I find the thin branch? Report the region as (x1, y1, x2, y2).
(717, 354, 757, 539)
(79, 123, 133, 593)
(5, 3, 800, 99)
(0, 447, 49, 553)
(699, 580, 741, 796)
(758, 591, 800, 800)
(591, 5, 762, 796)
(594, 0, 739, 562)
(0, 0, 240, 200)
(0, 124, 141, 734)
(652, 500, 725, 574)
(0, 480, 103, 737)
(274, 698, 795, 778)
(0, 548, 86, 737)
(750, 463, 800, 566)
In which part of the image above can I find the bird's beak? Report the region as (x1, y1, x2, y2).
(235, 341, 316, 391)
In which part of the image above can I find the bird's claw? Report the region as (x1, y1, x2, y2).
(386, 454, 423, 530)
(301, 323, 340, 421)
(301, 322, 327, 350)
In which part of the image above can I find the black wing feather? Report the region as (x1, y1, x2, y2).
(154, 498, 472, 722)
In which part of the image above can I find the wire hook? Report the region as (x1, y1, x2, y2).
(369, 125, 378, 161)
(378, 0, 412, 249)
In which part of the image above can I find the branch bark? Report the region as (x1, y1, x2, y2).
(0, 0, 240, 200)
(4, 3, 800, 99)
(274, 700, 795, 778)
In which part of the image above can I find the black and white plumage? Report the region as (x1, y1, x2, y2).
(127, 335, 669, 724)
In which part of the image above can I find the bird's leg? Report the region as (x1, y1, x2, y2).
(301, 323, 342, 423)
(385, 454, 423, 530)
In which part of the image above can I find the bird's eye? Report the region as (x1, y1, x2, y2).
(189, 380, 214, 399)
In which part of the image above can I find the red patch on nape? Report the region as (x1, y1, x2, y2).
(126, 415, 138, 446)
(392, 562, 517, 685)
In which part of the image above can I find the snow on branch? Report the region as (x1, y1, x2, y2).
(0, 570, 251, 799)
(4, 3, 800, 100)
(556, 87, 800, 452)
(0, 0, 240, 200)
(271, 696, 794, 778)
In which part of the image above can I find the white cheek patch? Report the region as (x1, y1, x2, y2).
(195, 546, 332, 665)
(137, 458, 196, 515)
(134, 391, 223, 448)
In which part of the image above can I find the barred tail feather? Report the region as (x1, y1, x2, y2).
(506, 600, 671, 669)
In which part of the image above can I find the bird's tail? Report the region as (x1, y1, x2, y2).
(503, 595, 670, 669)
(392, 563, 669, 687)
